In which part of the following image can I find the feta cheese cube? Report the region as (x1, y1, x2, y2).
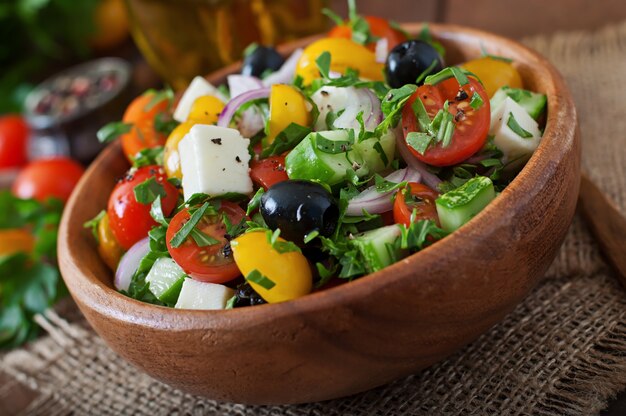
(489, 97, 542, 162)
(174, 279, 234, 310)
(173, 77, 224, 122)
(179, 125, 253, 200)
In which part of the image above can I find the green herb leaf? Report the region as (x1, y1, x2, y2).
(246, 269, 276, 290)
(506, 112, 533, 138)
(247, 188, 265, 216)
(406, 131, 433, 155)
(416, 59, 439, 85)
(374, 174, 407, 193)
(316, 51, 331, 79)
(304, 230, 320, 244)
(372, 141, 389, 166)
(132, 146, 164, 168)
(225, 295, 237, 309)
(134, 177, 167, 205)
(316, 133, 353, 154)
(469, 92, 484, 110)
(169, 202, 212, 248)
(322, 8, 344, 26)
(144, 87, 174, 111)
(154, 113, 179, 136)
(83, 210, 106, 242)
(96, 121, 132, 144)
(243, 42, 259, 59)
(266, 229, 301, 253)
(418, 24, 446, 57)
(261, 123, 312, 158)
(190, 228, 220, 247)
(424, 66, 469, 86)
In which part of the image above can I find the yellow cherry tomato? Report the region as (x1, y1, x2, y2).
(163, 121, 194, 179)
(460, 57, 523, 97)
(267, 84, 312, 143)
(0, 229, 35, 256)
(295, 37, 384, 85)
(231, 231, 312, 303)
(187, 95, 225, 124)
(97, 212, 125, 271)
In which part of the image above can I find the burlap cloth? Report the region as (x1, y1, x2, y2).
(2, 21, 626, 416)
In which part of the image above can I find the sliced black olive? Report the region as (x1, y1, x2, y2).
(385, 40, 445, 88)
(233, 282, 266, 307)
(260, 180, 339, 246)
(242, 45, 285, 77)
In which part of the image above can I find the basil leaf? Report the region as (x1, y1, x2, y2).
(246, 188, 265, 216)
(316, 51, 331, 79)
(406, 131, 433, 155)
(190, 228, 220, 247)
(97, 121, 132, 144)
(133, 177, 166, 205)
(169, 202, 211, 248)
(321, 8, 344, 26)
(507, 112, 533, 138)
(83, 210, 106, 241)
(316, 133, 353, 154)
(246, 269, 276, 290)
(261, 123, 311, 158)
(372, 141, 389, 166)
(154, 113, 179, 136)
(424, 66, 469, 86)
(469, 92, 484, 110)
(132, 146, 164, 168)
(374, 174, 407, 193)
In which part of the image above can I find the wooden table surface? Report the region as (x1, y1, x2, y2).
(3, 0, 626, 414)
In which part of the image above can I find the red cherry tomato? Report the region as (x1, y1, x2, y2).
(250, 155, 289, 190)
(0, 115, 29, 169)
(120, 92, 170, 163)
(107, 165, 178, 250)
(393, 182, 439, 227)
(401, 76, 490, 166)
(12, 158, 84, 203)
(166, 201, 246, 284)
(329, 16, 407, 51)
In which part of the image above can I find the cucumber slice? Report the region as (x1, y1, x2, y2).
(145, 257, 186, 304)
(352, 225, 405, 273)
(436, 176, 496, 232)
(490, 86, 547, 121)
(353, 128, 396, 173)
(174, 278, 235, 310)
(286, 130, 366, 185)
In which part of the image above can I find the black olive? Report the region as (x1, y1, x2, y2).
(385, 40, 445, 88)
(260, 180, 339, 246)
(233, 283, 266, 307)
(242, 46, 285, 77)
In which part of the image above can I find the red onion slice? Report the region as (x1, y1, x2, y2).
(228, 75, 264, 99)
(345, 167, 421, 216)
(217, 87, 270, 128)
(333, 88, 382, 132)
(262, 49, 303, 86)
(115, 237, 150, 292)
(394, 129, 442, 190)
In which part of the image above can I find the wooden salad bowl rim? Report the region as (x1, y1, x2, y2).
(58, 22, 580, 404)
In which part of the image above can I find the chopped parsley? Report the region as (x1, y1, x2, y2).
(507, 112, 533, 138)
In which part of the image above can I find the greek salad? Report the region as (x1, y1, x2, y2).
(89, 1, 547, 310)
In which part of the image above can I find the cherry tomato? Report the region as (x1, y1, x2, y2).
(250, 155, 289, 190)
(295, 38, 384, 85)
(120, 92, 170, 162)
(97, 212, 125, 270)
(393, 182, 439, 226)
(0, 115, 29, 169)
(267, 84, 311, 143)
(460, 57, 523, 97)
(0, 229, 35, 256)
(328, 16, 407, 51)
(231, 230, 312, 303)
(401, 76, 490, 166)
(12, 158, 84, 203)
(166, 202, 245, 284)
(107, 165, 178, 250)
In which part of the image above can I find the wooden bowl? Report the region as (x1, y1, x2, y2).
(58, 24, 580, 404)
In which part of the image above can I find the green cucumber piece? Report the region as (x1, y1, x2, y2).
(352, 225, 405, 273)
(436, 176, 496, 232)
(145, 257, 186, 304)
(353, 129, 396, 173)
(490, 86, 547, 121)
(286, 130, 367, 185)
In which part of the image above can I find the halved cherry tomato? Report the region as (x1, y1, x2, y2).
(0, 229, 35, 256)
(250, 155, 289, 190)
(12, 158, 84, 203)
(460, 57, 523, 97)
(166, 201, 246, 284)
(401, 76, 490, 166)
(120, 92, 170, 162)
(393, 182, 439, 226)
(267, 84, 311, 143)
(107, 165, 178, 250)
(97, 212, 125, 270)
(0, 115, 28, 169)
(328, 16, 407, 51)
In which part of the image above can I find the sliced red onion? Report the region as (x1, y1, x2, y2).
(395, 129, 443, 190)
(262, 48, 303, 86)
(217, 87, 270, 128)
(375, 38, 389, 64)
(115, 237, 150, 292)
(345, 167, 421, 216)
(227, 75, 264, 99)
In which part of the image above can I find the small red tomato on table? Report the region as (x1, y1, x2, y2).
(0, 115, 29, 169)
(12, 158, 84, 203)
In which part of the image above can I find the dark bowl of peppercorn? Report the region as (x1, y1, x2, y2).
(24, 57, 132, 164)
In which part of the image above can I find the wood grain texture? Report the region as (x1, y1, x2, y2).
(578, 174, 626, 289)
(57, 24, 580, 404)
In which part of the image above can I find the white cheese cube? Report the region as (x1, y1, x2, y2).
(174, 279, 234, 310)
(173, 76, 224, 122)
(489, 97, 542, 162)
(179, 125, 253, 200)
